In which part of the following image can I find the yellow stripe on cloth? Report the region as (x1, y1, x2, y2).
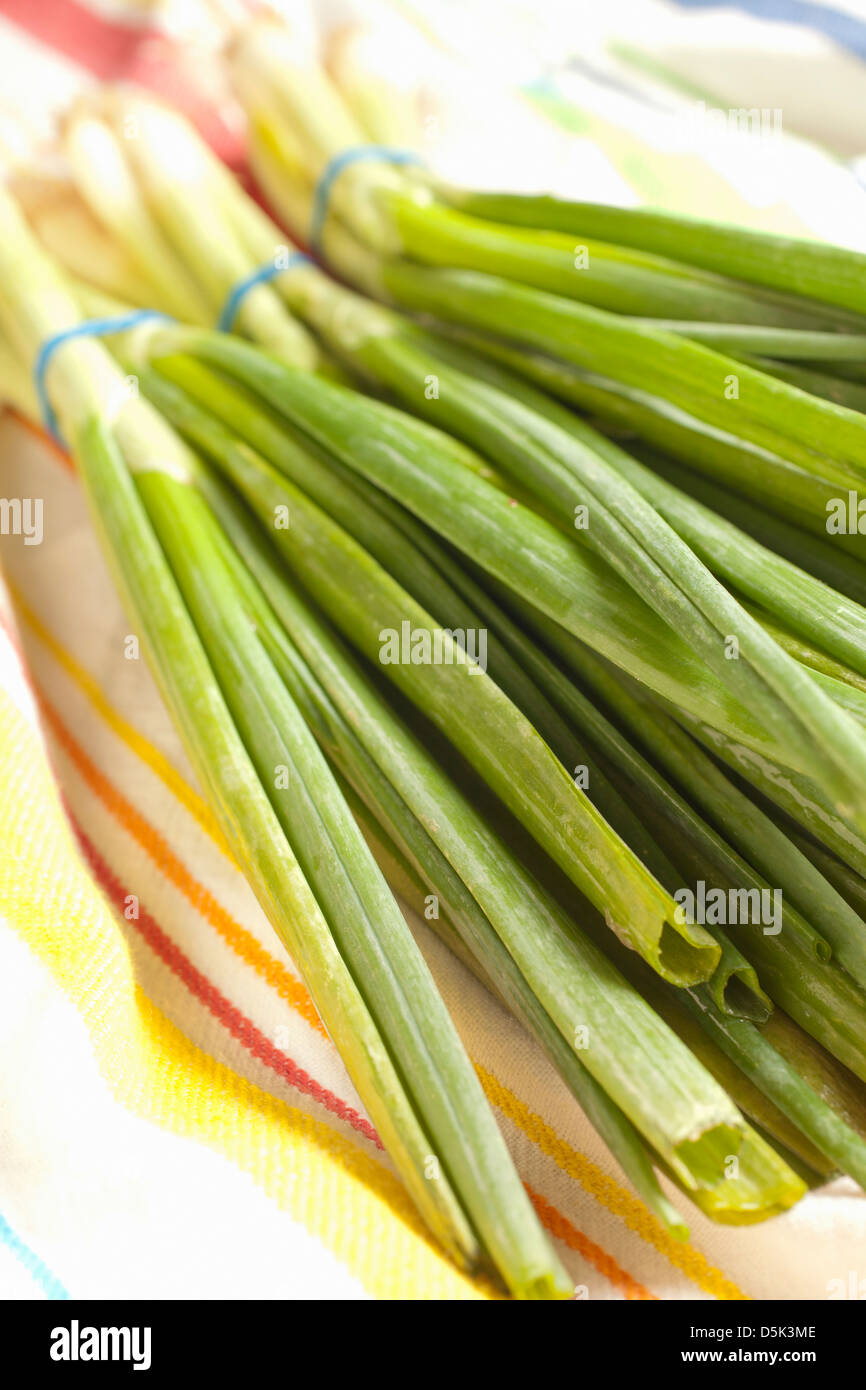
(479, 1066, 746, 1301)
(10, 584, 229, 856)
(0, 686, 493, 1301)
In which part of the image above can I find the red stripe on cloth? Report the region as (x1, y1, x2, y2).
(0, 0, 246, 166)
(71, 815, 384, 1150)
(0, 0, 158, 77)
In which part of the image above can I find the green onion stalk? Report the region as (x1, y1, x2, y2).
(349, 781, 849, 1191)
(315, 300, 866, 801)
(428, 334, 866, 678)
(138, 311, 866, 843)
(566, 646, 866, 990)
(491, 593, 866, 1077)
(436, 188, 866, 325)
(125, 344, 866, 1206)
(466, 347, 866, 555)
(749, 359, 866, 417)
(144, 354, 780, 1019)
(681, 712, 866, 884)
(184, 457, 694, 1238)
(465, 746, 866, 1193)
(569, 899, 866, 1196)
(126, 337, 722, 988)
(357, 258, 866, 522)
(121, 369, 815, 1218)
(223, 457, 866, 1208)
(611, 443, 866, 611)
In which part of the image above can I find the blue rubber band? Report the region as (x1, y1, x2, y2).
(309, 146, 425, 255)
(217, 252, 311, 331)
(34, 310, 172, 448)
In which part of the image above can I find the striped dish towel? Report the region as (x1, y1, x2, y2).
(1, 0, 865, 1302)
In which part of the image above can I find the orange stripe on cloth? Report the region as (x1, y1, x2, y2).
(16, 597, 748, 1299)
(526, 1187, 656, 1301)
(0, 688, 493, 1300)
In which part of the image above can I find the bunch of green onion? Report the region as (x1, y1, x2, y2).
(5, 19, 866, 1292)
(0, 188, 575, 1300)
